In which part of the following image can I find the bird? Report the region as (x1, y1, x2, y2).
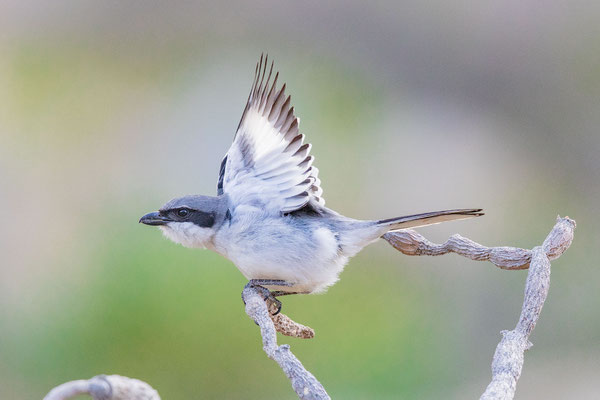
(140, 55, 483, 313)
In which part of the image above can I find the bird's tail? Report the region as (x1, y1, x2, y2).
(376, 208, 484, 232)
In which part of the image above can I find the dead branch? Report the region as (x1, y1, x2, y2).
(43, 374, 160, 400)
(384, 216, 576, 399)
(242, 286, 330, 399)
(479, 217, 575, 399)
(44, 216, 575, 400)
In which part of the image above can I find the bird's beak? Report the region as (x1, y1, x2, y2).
(139, 211, 171, 226)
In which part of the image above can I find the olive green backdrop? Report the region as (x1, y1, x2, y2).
(1, 1, 598, 399)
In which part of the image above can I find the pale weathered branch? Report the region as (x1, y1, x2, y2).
(43, 374, 160, 400)
(242, 286, 330, 400)
(479, 217, 575, 400)
(384, 227, 532, 269)
(385, 216, 576, 400)
(270, 311, 315, 339)
(45, 216, 575, 400)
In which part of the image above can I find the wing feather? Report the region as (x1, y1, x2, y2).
(217, 55, 325, 214)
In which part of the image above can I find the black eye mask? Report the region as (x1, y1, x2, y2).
(188, 210, 216, 228)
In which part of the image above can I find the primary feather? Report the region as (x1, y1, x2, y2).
(218, 55, 324, 214)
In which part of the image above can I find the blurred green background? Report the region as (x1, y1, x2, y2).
(1, 1, 599, 399)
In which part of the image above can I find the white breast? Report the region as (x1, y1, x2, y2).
(214, 216, 348, 293)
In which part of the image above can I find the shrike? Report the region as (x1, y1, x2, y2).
(140, 55, 483, 312)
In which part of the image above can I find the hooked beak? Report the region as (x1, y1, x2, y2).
(139, 211, 172, 226)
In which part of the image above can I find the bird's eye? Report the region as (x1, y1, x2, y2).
(177, 208, 190, 218)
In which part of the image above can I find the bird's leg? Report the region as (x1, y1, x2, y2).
(243, 279, 293, 315)
(270, 291, 309, 297)
(248, 279, 293, 287)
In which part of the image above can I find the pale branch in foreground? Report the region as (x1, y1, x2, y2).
(44, 216, 575, 400)
(43, 374, 160, 400)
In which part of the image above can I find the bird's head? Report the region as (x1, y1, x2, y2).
(139, 195, 226, 249)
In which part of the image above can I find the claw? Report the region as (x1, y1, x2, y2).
(243, 281, 284, 315)
(268, 297, 282, 315)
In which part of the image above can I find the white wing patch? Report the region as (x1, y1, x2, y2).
(218, 55, 325, 214)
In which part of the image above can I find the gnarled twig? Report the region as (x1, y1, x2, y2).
(242, 286, 330, 400)
(384, 216, 576, 400)
(45, 216, 575, 400)
(479, 217, 575, 400)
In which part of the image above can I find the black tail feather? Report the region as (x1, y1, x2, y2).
(377, 208, 484, 231)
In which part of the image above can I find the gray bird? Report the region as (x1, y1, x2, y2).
(140, 55, 483, 312)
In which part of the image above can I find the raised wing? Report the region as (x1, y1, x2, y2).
(217, 55, 325, 214)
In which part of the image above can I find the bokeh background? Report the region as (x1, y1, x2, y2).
(1, 1, 599, 399)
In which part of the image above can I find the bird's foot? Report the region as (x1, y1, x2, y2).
(243, 280, 289, 315)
